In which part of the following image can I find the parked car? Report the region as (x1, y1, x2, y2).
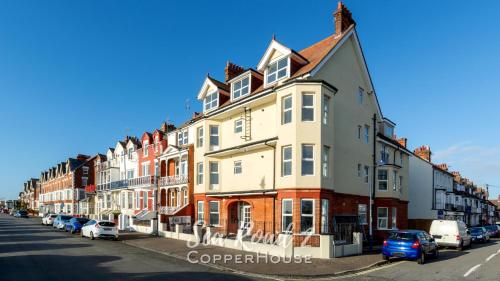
(484, 225, 500, 238)
(65, 217, 90, 234)
(42, 214, 57, 225)
(382, 230, 439, 264)
(81, 220, 119, 240)
(9, 209, 17, 216)
(470, 227, 490, 243)
(52, 215, 73, 230)
(14, 210, 29, 218)
(2, 209, 9, 214)
(429, 220, 472, 250)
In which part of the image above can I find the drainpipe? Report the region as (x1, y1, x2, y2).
(370, 114, 377, 252)
(265, 140, 277, 240)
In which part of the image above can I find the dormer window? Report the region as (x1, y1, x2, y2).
(266, 57, 288, 85)
(178, 130, 188, 146)
(204, 91, 218, 111)
(232, 76, 249, 100)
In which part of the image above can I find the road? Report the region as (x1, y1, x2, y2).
(0, 214, 268, 281)
(335, 237, 500, 281)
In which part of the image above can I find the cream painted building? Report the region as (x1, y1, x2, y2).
(175, 2, 412, 245)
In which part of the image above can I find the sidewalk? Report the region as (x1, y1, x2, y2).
(121, 234, 387, 278)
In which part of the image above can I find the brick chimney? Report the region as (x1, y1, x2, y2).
(397, 137, 407, 148)
(436, 163, 448, 171)
(333, 1, 355, 36)
(414, 145, 431, 162)
(224, 61, 245, 82)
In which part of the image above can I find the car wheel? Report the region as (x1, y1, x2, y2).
(434, 248, 439, 259)
(81, 231, 84, 238)
(418, 251, 425, 264)
(70, 227, 75, 234)
(382, 254, 389, 261)
(457, 241, 463, 251)
(90, 232, 95, 240)
(469, 241, 473, 249)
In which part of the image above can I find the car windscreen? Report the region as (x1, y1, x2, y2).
(388, 232, 416, 240)
(61, 216, 72, 220)
(98, 222, 115, 227)
(19, 211, 27, 214)
(50, 215, 57, 218)
(77, 218, 89, 224)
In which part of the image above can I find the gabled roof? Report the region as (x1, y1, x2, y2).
(256, 38, 307, 71)
(197, 76, 230, 100)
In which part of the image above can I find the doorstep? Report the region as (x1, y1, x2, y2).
(122, 236, 387, 278)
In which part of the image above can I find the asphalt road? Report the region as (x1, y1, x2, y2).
(0, 214, 268, 281)
(335, 236, 500, 281)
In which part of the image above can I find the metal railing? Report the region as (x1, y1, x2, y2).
(128, 175, 155, 187)
(97, 176, 156, 191)
(158, 175, 188, 187)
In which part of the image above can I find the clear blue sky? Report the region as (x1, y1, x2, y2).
(1, 0, 499, 200)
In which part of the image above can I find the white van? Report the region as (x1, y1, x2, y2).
(429, 220, 472, 250)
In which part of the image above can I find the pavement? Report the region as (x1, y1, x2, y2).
(121, 234, 386, 278)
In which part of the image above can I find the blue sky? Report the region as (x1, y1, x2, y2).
(1, 0, 499, 200)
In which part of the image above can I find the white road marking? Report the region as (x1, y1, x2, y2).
(497, 248, 500, 254)
(485, 253, 497, 262)
(464, 264, 481, 277)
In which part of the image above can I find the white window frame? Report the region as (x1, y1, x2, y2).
(197, 162, 203, 185)
(143, 191, 148, 209)
(197, 201, 204, 225)
(364, 165, 369, 184)
(143, 141, 148, 157)
(357, 164, 362, 177)
(197, 126, 204, 147)
(358, 204, 367, 225)
(301, 144, 314, 176)
(83, 167, 89, 175)
(209, 201, 220, 226)
(357, 125, 362, 139)
(282, 199, 293, 233)
(323, 95, 330, 125)
(364, 125, 370, 144)
(233, 160, 242, 174)
(265, 57, 289, 86)
(82, 177, 88, 187)
(321, 199, 329, 234)
(377, 207, 388, 230)
(209, 125, 219, 150)
(234, 119, 243, 134)
(392, 170, 398, 190)
(392, 207, 397, 229)
(378, 169, 388, 191)
(301, 93, 315, 122)
(209, 162, 219, 188)
(282, 95, 292, 125)
(232, 76, 250, 100)
(300, 199, 315, 234)
(358, 87, 364, 104)
(281, 145, 292, 177)
(204, 90, 219, 112)
(322, 146, 330, 178)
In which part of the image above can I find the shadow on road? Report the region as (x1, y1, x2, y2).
(0, 235, 66, 243)
(0, 254, 257, 281)
(0, 242, 91, 254)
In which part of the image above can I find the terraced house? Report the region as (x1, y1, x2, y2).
(39, 154, 91, 215)
(178, 2, 411, 251)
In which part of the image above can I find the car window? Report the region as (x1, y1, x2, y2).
(98, 222, 116, 227)
(388, 232, 415, 240)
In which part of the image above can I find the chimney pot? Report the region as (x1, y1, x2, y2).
(333, 1, 355, 35)
(224, 61, 245, 82)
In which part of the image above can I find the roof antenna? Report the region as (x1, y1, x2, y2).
(185, 99, 191, 111)
(272, 33, 276, 40)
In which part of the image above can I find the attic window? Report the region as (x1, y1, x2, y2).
(232, 76, 249, 100)
(204, 91, 218, 111)
(266, 57, 288, 85)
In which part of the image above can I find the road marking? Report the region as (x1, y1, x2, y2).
(486, 253, 497, 262)
(464, 264, 481, 277)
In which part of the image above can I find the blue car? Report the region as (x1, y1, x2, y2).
(382, 230, 439, 264)
(53, 215, 73, 230)
(65, 217, 90, 234)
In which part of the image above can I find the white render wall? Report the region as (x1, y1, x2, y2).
(408, 155, 436, 219)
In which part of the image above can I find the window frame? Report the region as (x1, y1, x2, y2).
(197, 201, 204, 225)
(281, 95, 292, 125)
(233, 160, 242, 175)
(209, 125, 219, 149)
(364, 125, 370, 144)
(391, 207, 397, 229)
(231, 76, 250, 100)
(281, 145, 292, 177)
(378, 169, 388, 191)
(300, 199, 315, 234)
(209, 161, 219, 188)
(143, 141, 149, 157)
(322, 146, 330, 178)
(321, 199, 329, 234)
(209, 201, 220, 226)
(377, 207, 388, 230)
(358, 204, 368, 225)
(196, 162, 203, 185)
(301, 144, 314, 176)
(196, 126, 204, 147)
(204, 90, 219, 112)
(266, 57, 289, 86)
(234, 119, 243, 134)
(282, 199, 293, 233)
(301, 93, 315, 122)
(364, 165, 370, 184)
(358, 87, 364, 105)
(322, 95, 330, 125)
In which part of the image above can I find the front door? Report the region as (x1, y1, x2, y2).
(240, 205, 251, 234)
